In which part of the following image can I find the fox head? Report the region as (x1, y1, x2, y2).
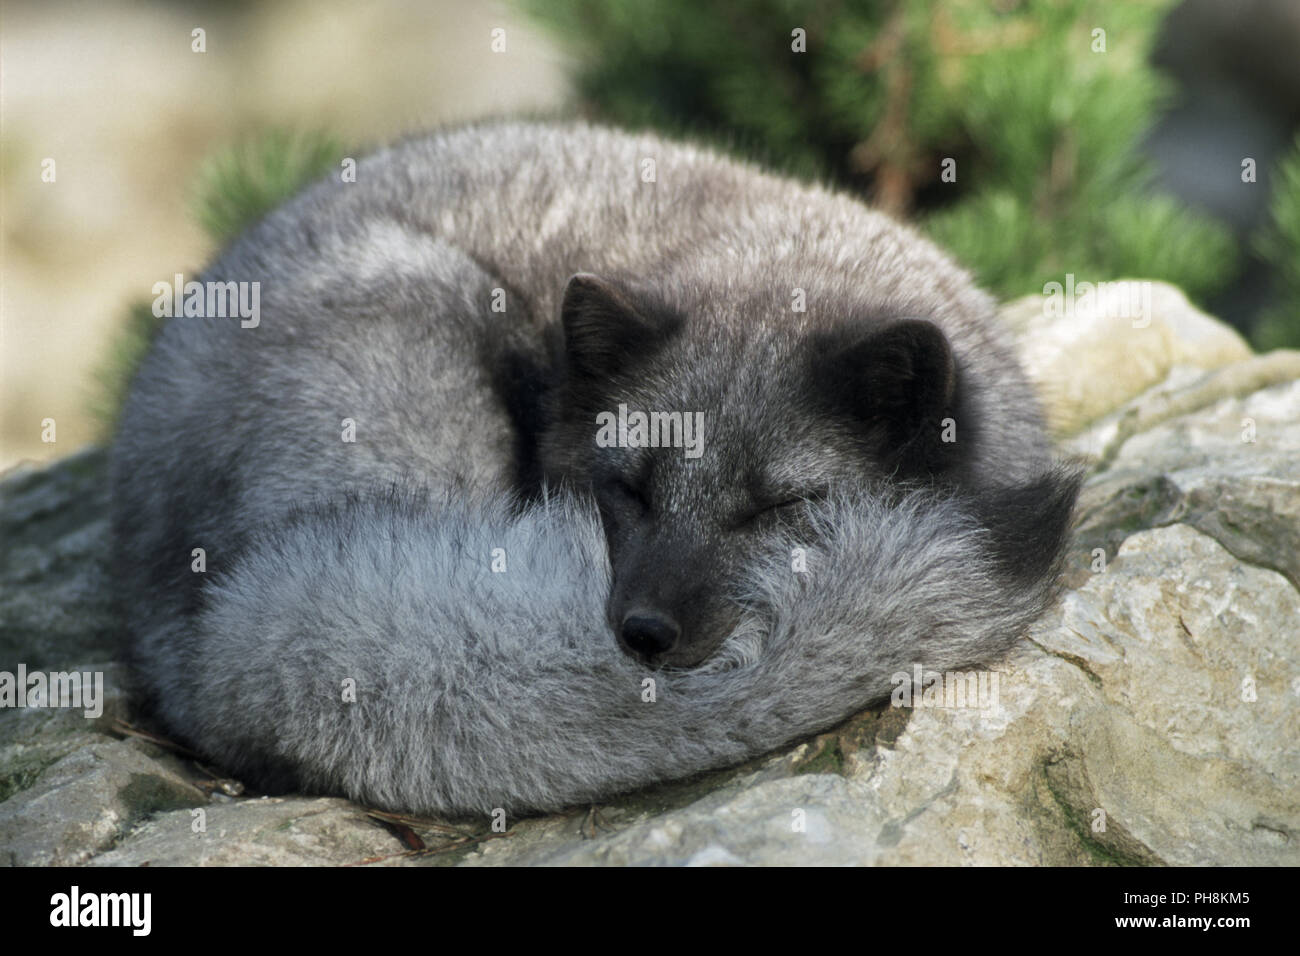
(540, 272, 972, 668)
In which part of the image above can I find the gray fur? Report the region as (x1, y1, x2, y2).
(181, 484, 1061, 816)
(110, 120, 1079, 815)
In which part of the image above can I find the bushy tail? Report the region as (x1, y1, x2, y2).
(157, 472, 1081, 817)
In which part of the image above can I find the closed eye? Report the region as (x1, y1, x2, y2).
(733, 496, 809, 529)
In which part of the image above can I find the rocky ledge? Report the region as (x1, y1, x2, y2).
(2, 281, 1297, 865)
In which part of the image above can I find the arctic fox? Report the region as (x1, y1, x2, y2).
(110, 121, 1080, 815)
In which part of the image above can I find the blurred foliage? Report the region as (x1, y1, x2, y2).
(95, 128, 340, 434)
(1254, 137, 1300, 351)
(97, 2, 1300, 439)
(190, 128, 343, 244)
(90, 301, 165, 434)
(523, 0, 1245, 312)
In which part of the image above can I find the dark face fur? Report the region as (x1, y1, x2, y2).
(540, 273, 968, 669)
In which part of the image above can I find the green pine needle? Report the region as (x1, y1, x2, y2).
(190, 128, 343, 244)
(1254, 137, 1300, 349)
(95, 128, 345, 435)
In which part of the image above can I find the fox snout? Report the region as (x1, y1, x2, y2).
(608, 581, 743, 668)
(601, 523, 750, 668)
(618, 609, 682, 659)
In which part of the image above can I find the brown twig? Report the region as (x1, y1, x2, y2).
(111, 718, 202, 758)
(363, 808, 475, 838)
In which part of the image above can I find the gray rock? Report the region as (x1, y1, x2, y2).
(466, 774, 889, 867)
(0, 660, 129, 804)
(0, 447, 119, 669)
(0, 739, 205, 865)
(91, 797, 409, 867)
(1069, 357, 1300, 590)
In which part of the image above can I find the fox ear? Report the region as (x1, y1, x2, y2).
(559, 273, 678, 384)
(814, 319, 961, 475)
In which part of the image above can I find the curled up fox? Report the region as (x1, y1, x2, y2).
(110, 122, 1081, 816)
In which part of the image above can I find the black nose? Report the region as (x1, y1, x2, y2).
(619, 611, 681, 660)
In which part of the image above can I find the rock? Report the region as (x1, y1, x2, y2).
(0, 447, 119, 669)
(0, 739, 205, 865)
(1, 292, 1296, 866)
(1001, 280, 1253, 435)
(1031, 525, 1299, 865)
(0, 661, 130, 805)
(1070, 358, 1300, 590)
(464, 775, 890, 867)
(90, 797, 407, 867)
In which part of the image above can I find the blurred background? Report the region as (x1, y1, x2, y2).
(3, 0, 1298, 470)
